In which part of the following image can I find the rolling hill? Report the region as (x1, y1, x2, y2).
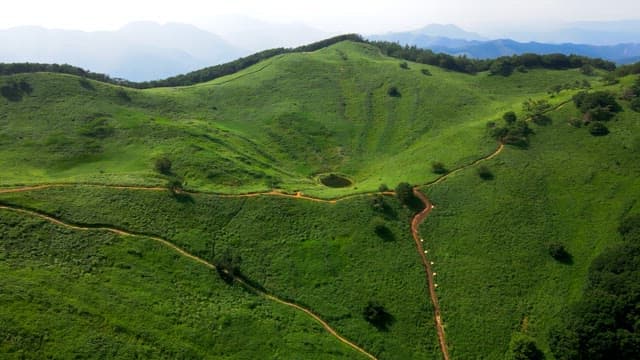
(1, 39, 639, 359)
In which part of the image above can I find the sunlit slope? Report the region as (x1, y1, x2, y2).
(419, 96, 640, 358)
(0, 41, 593, 196)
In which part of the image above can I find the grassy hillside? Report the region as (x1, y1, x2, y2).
(0, 41, 594, 197)
(1, 39, 638, 359)
(0, 210, 364, 359)
(419, 88, 640, 358)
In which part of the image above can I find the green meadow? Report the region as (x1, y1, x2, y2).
(1, 39, 639, 359)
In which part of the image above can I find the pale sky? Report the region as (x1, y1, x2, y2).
(2, 0, 639, 34)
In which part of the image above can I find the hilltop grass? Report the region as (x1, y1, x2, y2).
(0, 188, 441, 359)
(0, 41, 597, 197)
(0, 210, 366, 359)
(418, 99, 640, 358)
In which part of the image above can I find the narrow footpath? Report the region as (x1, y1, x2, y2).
(0, 204, 377, 360)
(410, 189, 450, 360)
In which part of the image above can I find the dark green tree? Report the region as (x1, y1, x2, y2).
(363, 301, 394, 330)
(431, 161, 447, 174)
(155, 157, 172, 175)
(588, 122, 609, 136)
(477, 166, 494, 180)
(503, 111, 517, 125)
(395, 182, 414, 205)
(388, 86, 401, 97)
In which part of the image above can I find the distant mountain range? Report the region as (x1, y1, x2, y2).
(1, 21, 639, 82)
(0, 22, 248, 81)
(369, 24, 640, 64)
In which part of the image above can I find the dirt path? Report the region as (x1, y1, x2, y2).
(0, 183, 395, 205)
(410, 189, 449, 360)
(0, 204, 376, 360)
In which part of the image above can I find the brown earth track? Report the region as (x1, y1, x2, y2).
(0, 183, 395, 204)
(0, 204, 377, 360)
(410, 189, 449, 360)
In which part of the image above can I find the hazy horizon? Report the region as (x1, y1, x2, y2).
(2, 0, 639, 36)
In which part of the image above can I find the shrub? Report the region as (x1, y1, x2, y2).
(399, 61, 409, 70)
(363, 301, 394, 330)
(588, 122, 609, 136)
(477, 166, 494, 180)
(547, 242, 571, 262)
(388, 86, 401, 97)
(503, 111, 517, 125)
(372, 218, 394, 241)
(395, 182, 414, 205)
(618, 214, 640, 240)
(431, 161, 447, 174)
(155, 157, 172, 175)
(421, 68, 432, 76)
(378, 184, 389, 192)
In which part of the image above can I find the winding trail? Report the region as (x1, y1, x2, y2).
(410, 190, 448, 360)
(0, 205, 377, 360)
(0, 183, 396, 205)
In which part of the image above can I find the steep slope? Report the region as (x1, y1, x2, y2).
(0, 41, 594, 197)
(418, 90, 640, 358)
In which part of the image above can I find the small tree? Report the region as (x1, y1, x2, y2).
(588, 122, 609, 136)
(477, 166, 494, 180)
(372, 217, 394, 241)
(155, 157, 172, 175)
(548, 243, 570, 262)
(363, 301, 394, 330)
(395, 182, 414, 205)
(503, 111, 517, 125)
(579, 64, 595, 76)
(431, 161, 447, 174)
(388, 86, 401, 97)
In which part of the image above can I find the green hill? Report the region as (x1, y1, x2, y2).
(1, 40, 639, 359)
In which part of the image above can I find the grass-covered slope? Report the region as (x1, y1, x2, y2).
(2, 38, 638, 360)
(0, 188, 441, 358)
(0, 41, 595, 196)
(419, 92, 640, 358)
(0, 210, 365, 359)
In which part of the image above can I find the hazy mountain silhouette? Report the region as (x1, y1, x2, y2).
(0, 22, 247, 81)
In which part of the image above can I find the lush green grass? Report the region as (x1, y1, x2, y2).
(2, 39, 638, 359)
(418, 97, 640, 358)
(0, 210, 366, 359)
(0, 41, 596, 197)
(0, 188, 441, 358)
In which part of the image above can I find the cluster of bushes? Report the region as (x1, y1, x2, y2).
(571, 91, 622, 136)
(489, 111, 533, 147)
(549, 214, 640, 360)
(548, 80, 591, 96)
(487, 53, 615, 77)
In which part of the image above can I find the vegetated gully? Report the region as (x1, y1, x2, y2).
(0, 142, 504, 360)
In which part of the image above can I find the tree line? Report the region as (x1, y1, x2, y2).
(0, 33, 623, 89)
